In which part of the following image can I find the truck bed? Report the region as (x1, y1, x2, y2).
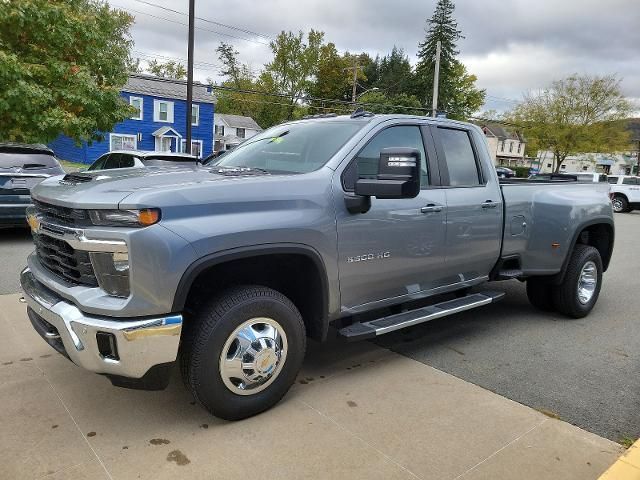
(500, 181, 612, 276)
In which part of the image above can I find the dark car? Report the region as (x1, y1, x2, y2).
(88, 150, 198, 171)
(0, 143, 64, 228)
(495, 166, 515, 178)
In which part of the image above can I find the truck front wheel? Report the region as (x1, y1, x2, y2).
(180, 285, 306, 420)
(612, 195, 629, 213)
(552, 245, 603, 319)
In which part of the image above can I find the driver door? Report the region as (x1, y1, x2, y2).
(333, 123, 448, 312)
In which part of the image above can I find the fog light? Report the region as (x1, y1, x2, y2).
(96, 332, 119, 360)
(90, 252, 130, 297)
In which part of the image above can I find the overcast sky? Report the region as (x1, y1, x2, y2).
(110, 0, 640, 112)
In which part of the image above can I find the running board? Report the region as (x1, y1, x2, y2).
(338, 291, 505, 342)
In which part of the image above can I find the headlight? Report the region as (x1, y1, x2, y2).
(90, 252, 130, 297)
(88, 208, 160, 227)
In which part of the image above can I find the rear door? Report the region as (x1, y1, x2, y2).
(432, 125, 503, 282)
(335, 122, 449, 311)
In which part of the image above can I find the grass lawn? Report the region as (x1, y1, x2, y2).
(59, 160, 87, 172)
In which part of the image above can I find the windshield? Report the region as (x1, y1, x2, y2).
(0, 152, 60, 170)
(210, 121, 363, 174)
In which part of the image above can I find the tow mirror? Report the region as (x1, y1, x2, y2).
(354, 147, 421, 199)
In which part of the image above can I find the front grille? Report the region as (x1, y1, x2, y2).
(32, 199, 88, 226)
(33, 233, 98, 286)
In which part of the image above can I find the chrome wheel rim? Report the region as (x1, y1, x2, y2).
(219, 317, 288, 395)
(612, 198, 623, 212)
(577, 261, 597, 304)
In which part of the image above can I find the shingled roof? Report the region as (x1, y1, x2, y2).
(217, 114, 262, 130)
(123, 73, 216, 104)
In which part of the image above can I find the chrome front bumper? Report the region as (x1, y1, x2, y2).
(20, 268, 182, 379)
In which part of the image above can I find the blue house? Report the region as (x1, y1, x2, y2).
(49, 73, 216, 164)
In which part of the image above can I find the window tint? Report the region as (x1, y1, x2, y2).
(438, 128, 481, 186)
(119, 155, 135, 168)
(622, 177, 637, 185)
(607, 176, 618, 184)
(343, 125, 428, 190)
(88, 154, 109, 171)
(0, 152, 59, 169)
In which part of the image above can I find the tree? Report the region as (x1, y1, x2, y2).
(0, 0, 134, 143)
(510, 74, 632, 172)
(147, 60, 187, 79)
(357, 91, 424, 115)
(377, 47, 414, 97)
(308, 42, 350, 110)
(262, 30, 324, 119)
(413, 0, 485, 119)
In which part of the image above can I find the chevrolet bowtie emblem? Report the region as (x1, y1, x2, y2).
(26, 214, 40, 233)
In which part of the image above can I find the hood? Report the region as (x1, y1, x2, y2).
(30, 165, 287, 209)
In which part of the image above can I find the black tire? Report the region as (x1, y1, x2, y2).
(612, 195, 629, 213)
(552, 245, 603, 319)
(180, 285, 306, 420)
(526, 278, 554, 311)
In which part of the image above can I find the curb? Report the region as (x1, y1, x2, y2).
(599, 439, 640, 479)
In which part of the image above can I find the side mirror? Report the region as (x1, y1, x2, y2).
(354, 147, 421, 199)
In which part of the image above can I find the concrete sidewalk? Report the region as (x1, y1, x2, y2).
(0, 293, 623, 480)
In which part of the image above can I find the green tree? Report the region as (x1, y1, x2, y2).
(510, 74, 632, 172)
(147, 59, 187, 79)
(0, 0, 134, 143)
(377, 47, 414, 97)
(308, 42, 350, 111)
(358, 91, 424, 115)
(262, 30, 324, 120)
(413, 0, 485, 119)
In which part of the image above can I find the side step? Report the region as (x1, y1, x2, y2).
(496, 269, 523, 280)
(338, 291, 505, 342)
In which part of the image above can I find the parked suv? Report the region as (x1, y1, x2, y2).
(88, 150, 198, 171)
(607, 175, 640, 212)
(0, 143, 64, 228)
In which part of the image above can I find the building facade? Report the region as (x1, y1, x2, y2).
(49, 74, 216, 164)
(214, 114, 262, 152)
(479, 123, 527, 166)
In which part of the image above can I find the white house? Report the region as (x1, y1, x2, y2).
(478, 122, 527, 166)
(533, 151, 639, 175)
(214, 114, 262, 152)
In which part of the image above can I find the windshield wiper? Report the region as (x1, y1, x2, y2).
(210, 166, 271, 175)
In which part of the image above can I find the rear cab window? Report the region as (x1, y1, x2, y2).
(436, 127, 482, 186)
(0, 152, 61, 171)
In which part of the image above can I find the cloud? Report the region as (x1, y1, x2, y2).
(112, 0, 640, 110)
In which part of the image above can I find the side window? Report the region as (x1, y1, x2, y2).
(438, 128, 481, 187)
(622, 177, 637, 185)
(103, 153, 123, 170)
(88, 154, 109, 171)
(119, 155, 135, 168)
(607, 176, 618, 184)
(343, 125, 428, 190)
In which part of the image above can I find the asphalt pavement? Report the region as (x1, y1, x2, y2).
(377, 212, 640, 442)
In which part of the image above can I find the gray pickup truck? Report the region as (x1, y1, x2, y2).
(20, 114, 614, 420)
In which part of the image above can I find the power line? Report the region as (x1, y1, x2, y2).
(132, 50, 224, 72)
(129, 0, 273, 41)
(112, 3, 270, 46)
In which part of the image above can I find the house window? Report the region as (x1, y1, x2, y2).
(214, 140, 224, 151)
(110, 133, 137, 151)
(509, 142, 513, 153)
(154, 100, 174, 123)
(236, 128, 245, 139)
(130, 97, 143, 120)
(215, 125, 225, 136)
(191, 104, 199, 126)
(500, 141, 504, 152)
(547, 163, 552, 168)
(181, 139, 203, 158)
(561, 164, 566, 170)
(517, 143, 521, 154)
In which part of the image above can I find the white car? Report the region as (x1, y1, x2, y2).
(562, 171, 608, 183)
(607, 175, 640, 213)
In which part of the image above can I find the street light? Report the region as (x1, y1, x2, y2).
(356, 87, 379, 101)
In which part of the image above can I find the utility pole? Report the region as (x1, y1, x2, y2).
(185, 0, 195, 154)
(431, 40, 441, 117)
(636, 139, 640, 176)
(344, 59, 363, 104)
